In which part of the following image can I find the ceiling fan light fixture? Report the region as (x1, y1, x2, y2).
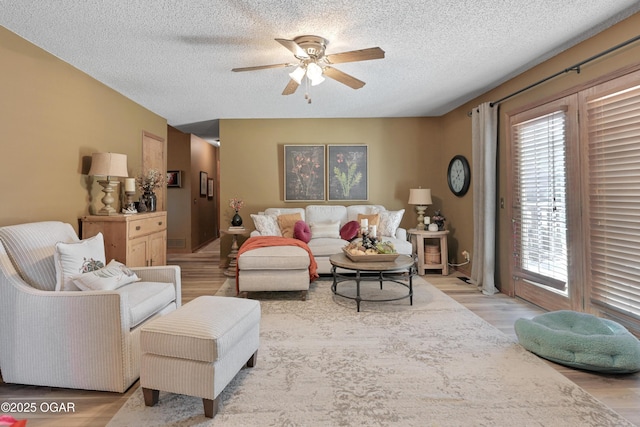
(306, 62, 323, 80)
(288, 66, 305, 84)
(233, 35, 385, 101)
(310, 74, 325, 86)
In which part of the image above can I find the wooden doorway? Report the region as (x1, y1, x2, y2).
(142, 131, 166, 210)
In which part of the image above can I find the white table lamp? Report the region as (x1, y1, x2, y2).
(89, 152, 129, 215)
(408, 188, 432, 230)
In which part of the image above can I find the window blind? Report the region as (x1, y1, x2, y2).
(587, 84, 640, 319)
(512, 110, 569, 291)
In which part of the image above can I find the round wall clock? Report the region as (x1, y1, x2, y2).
(447, 155, 471, 197)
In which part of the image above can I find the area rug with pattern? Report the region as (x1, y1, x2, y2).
(107, 277, 634, 427)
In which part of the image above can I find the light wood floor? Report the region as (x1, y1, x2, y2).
(1, 240, 638, 426)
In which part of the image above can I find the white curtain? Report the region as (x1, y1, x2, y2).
(471, 102, 498, 295)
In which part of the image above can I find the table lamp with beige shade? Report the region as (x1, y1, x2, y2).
(408, 187, 432, 230)
(89, 152, 129, 215)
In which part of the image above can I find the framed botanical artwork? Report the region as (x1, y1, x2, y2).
(207, 178, 214, 198)
(200, 171, 207, 196)
(328, 145, 368, 201)
(166, 170, 181, 188)
(284, 145, 326, 202)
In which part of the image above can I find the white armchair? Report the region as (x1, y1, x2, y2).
(0, 221, 181, 393)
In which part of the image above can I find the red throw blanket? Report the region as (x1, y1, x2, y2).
(235, 236, 319, 293)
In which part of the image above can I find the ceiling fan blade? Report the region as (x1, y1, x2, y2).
(323, 67, 366, 90)
(325, 47, 385, 64)
(231, 63, 293, 72)
(282, 79, 300, 95)
(275, 38, 309, 59)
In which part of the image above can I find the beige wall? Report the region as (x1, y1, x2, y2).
(219, 118, 443, 257)
(0, 26, 167, 232)
(440, 12, 640, 292)
(190, 134, 220, 249)
(166, 127, 220, 252)
(166, 127, 192, 252)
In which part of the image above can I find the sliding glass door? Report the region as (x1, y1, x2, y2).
(507, 69, 640, 332)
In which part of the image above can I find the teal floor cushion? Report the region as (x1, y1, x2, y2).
(515, 310, 640, 373)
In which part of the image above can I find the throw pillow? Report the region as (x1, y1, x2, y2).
(72, 259, 140, 291)
(378, 209, 405, 237)
(357, 213, 380, 228)
(278, 213, 303, 238)
(340, 220, 360, 241)
(293, 220, 312, 243)
(311, 221, 341, 239)
(251, 214, 282, 236)
(54, 233, 106, 291)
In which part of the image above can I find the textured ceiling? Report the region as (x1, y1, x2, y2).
(1, 1, 640, 140)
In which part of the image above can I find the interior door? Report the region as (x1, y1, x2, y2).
(142, 131, 166, 211)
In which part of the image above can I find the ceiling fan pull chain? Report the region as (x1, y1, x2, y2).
(305, 76, 311, 103)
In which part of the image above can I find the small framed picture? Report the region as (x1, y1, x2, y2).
(166, 170, 181, 188)
(200, 171, 208, 196)
(207, 178, 214, 198)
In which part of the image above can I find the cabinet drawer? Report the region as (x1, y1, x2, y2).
(128, 216, 166, 239)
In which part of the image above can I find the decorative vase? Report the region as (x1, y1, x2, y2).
(143, 191, 157, 212)
(231, 211, 243, 226)
(432, 210, 445, 231)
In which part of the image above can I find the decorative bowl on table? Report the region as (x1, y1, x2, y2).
(342, 239, 399, 262)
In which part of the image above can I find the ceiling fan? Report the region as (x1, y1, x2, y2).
(231, 35, 385, 101)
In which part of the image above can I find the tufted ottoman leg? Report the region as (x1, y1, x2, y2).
(202, 398, 219, 418)
(246, 350, 258, 368)
(142, 388, 159, 406)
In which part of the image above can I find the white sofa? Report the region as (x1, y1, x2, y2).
(0, 221, 181, 392)
(250, 205, 412, 274)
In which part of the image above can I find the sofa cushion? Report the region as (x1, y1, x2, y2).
(277, 213, 303, 238)
(251, 214, 282, 236)
(378, 209, 405, 237)
(340, 221, 360, 241)
(117, 281, 177, 328)
(307, 237, 349, 257)
(311, 221, 341, 239)
(72, 259, 140, 291)
(0, 221, 79, 291)
(306, 205, 348, 227)
(54, 233, 106, 291)
(293, 220, 312, 243)
(392, 237, 413, 255)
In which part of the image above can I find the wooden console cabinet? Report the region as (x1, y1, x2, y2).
(81, 211, 167, 267)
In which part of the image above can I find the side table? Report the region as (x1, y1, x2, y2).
(407, 229, 449, 275)
(220, 228, 248, 277)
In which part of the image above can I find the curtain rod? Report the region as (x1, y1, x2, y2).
(467, 34, 640, 116)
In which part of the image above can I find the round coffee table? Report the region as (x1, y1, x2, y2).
(329, 253, 416, 312)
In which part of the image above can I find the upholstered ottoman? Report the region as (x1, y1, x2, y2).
(238, 245, 311, 299)
(140, 296, 260, 418)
